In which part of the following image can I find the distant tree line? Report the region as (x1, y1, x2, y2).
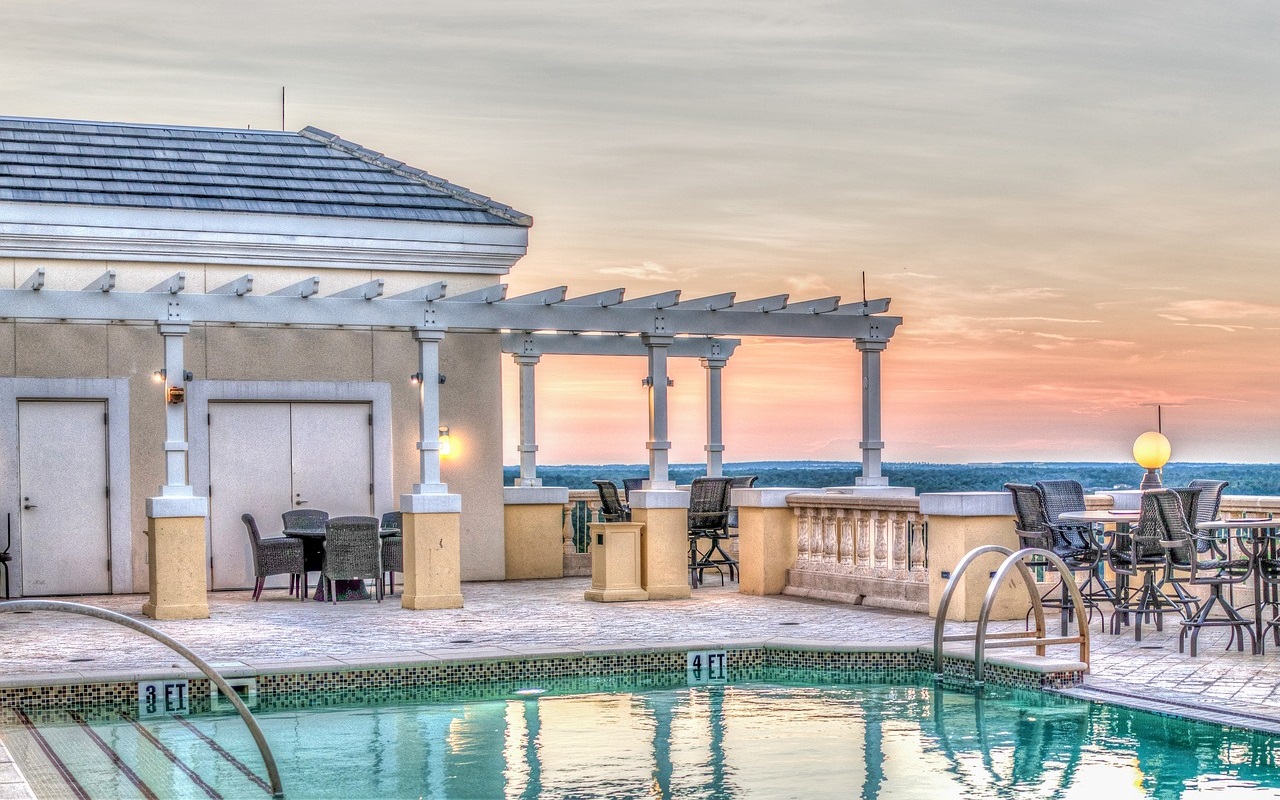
(503, 461, 1280, 496)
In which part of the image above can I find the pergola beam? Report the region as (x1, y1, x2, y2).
(501, 332, 739, 358)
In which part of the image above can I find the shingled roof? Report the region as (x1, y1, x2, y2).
(0, 116, 531, 226)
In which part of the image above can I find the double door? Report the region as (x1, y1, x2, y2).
(208, 402, 373, 590)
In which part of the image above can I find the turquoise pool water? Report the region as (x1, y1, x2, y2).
(4, 672, 1280, 799)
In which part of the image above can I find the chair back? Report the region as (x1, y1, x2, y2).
(380, 511, 402, 533)
(1004, 484, 1050, 534)
(726, 475, 758, 529)
(1186, 480, 1229, 526)
(621, 478, 645, 502)
(592, 480, 630, 521)
(283, 508, 329, 532)
(1036, 480, 1086, 522)
(322, 516, 381, 580)
(689, 477, 733, 534)
(241, 513, 264, 552)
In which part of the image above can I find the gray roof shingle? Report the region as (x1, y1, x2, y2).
(0, 117, 531, 226)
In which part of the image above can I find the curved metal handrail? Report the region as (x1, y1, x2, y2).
(975, 548, 1089, 684)
(932, 545, 1047, 679)
(0, 599, 284, 798)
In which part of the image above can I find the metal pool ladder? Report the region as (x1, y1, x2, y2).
(932, 545, 1090, 687)
(0, 599, 285, 798)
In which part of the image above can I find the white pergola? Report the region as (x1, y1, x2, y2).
(1, 269, 902, 505)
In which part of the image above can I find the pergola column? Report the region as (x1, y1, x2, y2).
(514, 353, 541, 487)
(701, 356, 726, 477)
(855, 339, 889, 486)
(401, 326, 463, 610)
(143, 319, 209, 620)
(642, 333, 675, 489)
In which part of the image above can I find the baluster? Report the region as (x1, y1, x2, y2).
(909, 515, 927, 572)
(839, 510, 854, 572)
(856, 512, 871, 567)
(873, 511, 888, 568)
(823, 509, 839, 567)
(890, 512, 907, 571)
(795, 507, 811, 569)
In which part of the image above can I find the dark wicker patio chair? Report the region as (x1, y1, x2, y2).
(592, 480, 630, 522)
(726, 475, 759, 532)
(1109, 490, 1183, 639)
(380, 511, 403, 596)
(241, 513, 306, 602)
(622, 478, 645, 504)
(282, 508, 328, 532)
(1005, 483, 1102, 633)
(322, 515, 384, 604)
(1155, 489, 1255, 656)
(688, 476, 735, 587)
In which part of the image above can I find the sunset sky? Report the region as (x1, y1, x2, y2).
(5, 1, 1279, 465)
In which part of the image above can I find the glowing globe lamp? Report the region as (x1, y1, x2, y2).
(1133, 431, 1171, 490)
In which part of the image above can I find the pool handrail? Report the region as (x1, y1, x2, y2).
(0, 599, 285, 798)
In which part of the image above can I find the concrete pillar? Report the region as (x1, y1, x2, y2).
(631, 489, 691, 600)
(401, 327, 464, 610)
(702, 356, 726, 478)
(855, 339, 888, 487)
(144, 320, 209, 620)
(921, 492, 1028, 622)
(401, 494, 464, 610)
(583, 522, 648, 602)
(734, 488, 798, 596)
(642, 334, 675, 489)
(503, 486, 569, 580)
(514, 353, 541, 487)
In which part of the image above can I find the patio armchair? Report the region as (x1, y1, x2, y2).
(241, 513, 307, 602)
(688, 476, 735, 587)
(322, 515, 385, 604)
(725, 475, 759, 532)
(622, 478, 645, 505)
(1154, 488, 1255, 656)
(1109, 490, 1186, 639)
(380, 511, 403, 596)
(1004, 483, 1102, 633)
(282, 508, 329, 533)
(592, 480, 631, 522)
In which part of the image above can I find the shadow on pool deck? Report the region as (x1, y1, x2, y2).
(3, 577, 1280, 723)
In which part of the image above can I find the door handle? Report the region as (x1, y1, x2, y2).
(22, 496, 36, 510)
(295, 499, 308, 506)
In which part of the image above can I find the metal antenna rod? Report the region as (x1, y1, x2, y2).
(281, 86, 286, 131)
(1158, 404, 1162, 434)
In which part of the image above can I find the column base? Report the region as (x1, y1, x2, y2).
(401, 494, 464, 612)
(401, 592, 465, 610)
(143, 513, 210, 621)
(142, 602, 210, 621)
(584, 587, 649, 603)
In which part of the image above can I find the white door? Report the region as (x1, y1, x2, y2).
(18, 400, 110, 595)
(207, 402, 373, 590)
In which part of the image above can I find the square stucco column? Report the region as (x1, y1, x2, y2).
(735, 488, 799, 596)
(143, 496, 210, 621)
(631, 489, 692, 600)
(401, 493, 464, 610)
(503, 486, 570, 580)
(921, 492, 1029, 622)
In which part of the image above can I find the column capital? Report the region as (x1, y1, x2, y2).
(641, 333, 675, 348)
(700, 357, 728, 369)
(855, 338, 888, 352)
(513, 353, 541, 366)
(157, 322, 190, 336)
(413, 327, 446, 343)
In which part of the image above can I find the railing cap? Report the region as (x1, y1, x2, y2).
(918, 492, 1013, 517)
(503, 486, 570, 505)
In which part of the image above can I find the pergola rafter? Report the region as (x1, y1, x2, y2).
(0, 271, 902, 497)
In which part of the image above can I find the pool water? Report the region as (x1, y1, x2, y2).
(4, 673, 1280, 798)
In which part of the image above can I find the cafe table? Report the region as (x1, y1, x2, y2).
(1195, 517, 1279, 655)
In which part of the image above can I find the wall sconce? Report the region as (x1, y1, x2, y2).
(152, 369, 166, 384)
(152, 369, 193, 383)
(438, 426, 452, 456)
(640, 377, 675, 387)
(410, 372, 423, 385)
(1133, 431, 1171, 490)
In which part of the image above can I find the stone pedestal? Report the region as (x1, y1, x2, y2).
(401, 493, 465, 610)
(735, 488, 798, 596)
(142, 497, 210, 620)
(583, 522, 648, 602)
(923, 492, 1029, 622)
(631, 489, 692, 600)
(503, 486, 570, 580)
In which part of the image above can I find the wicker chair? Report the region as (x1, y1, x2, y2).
(592, 480, 631, 522)
(621, 478, 645, 504)
(322, 515, 384, 604)
(241, 513, 306, 602)
(1154, 488, 1255, 656)
(380, 511, 403, 596)
(1005, 483, 1102, 633)
(725, 475, 759, 531)
(688, 476, 735, 587)
(1109, 490, 1186, 639)
(282, 508, 328, 533)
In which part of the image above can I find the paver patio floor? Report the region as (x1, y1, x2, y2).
(3, 578, 1280, 725)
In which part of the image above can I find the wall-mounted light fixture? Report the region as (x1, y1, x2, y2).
(438, 426, 452, 456)
(410, 372, 423, 385)
(640, 376, 675, 387)
(152, 368, 193, 383)
(152, 369, 166, 383)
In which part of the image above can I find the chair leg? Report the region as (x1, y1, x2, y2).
(1, 561, 8, 599)
(329, 578, 337, 605)
(252, 577, 264, 601)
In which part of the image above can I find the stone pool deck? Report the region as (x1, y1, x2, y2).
(3, 578, 1279, 728)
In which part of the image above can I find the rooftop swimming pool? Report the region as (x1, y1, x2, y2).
(3, 670, 1279, 799)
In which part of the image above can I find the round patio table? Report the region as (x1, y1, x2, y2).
(1195, 517, 1279, 654)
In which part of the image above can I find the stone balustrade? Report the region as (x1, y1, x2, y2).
(783, 493, 929, 613)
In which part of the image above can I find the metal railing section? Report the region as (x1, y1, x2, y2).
(933, 546, 1089, 686)
(0, 599, 285, 798)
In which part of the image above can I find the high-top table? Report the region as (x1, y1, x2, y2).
(1196, 517, 1279, 654)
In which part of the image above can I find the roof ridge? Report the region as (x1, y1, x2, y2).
(0, 115, 299, 136)
(298, 126, 532, 227)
